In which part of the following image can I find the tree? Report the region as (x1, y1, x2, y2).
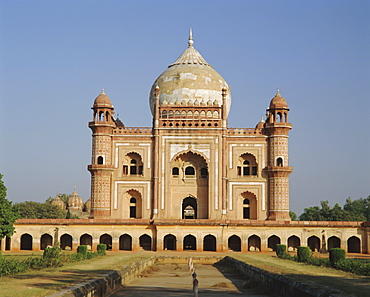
(299, 196, 370, 221)
(46, 193, 71, 204)
(17, 201, 66, 219)
(289, 211, 297, 221)
(0, 174, 19, 239)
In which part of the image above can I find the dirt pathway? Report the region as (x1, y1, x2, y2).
(109, 263, 272, 297)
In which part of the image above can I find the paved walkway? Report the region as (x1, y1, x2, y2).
(110, 263, 272, 297)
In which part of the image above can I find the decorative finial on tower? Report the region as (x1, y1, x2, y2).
(155, 84, 160, 98)
(276, 87, 280, 95)
(221, 87, 227, 98)
(74, 185, 76, 192)
(188, 27, 194, 47)
(101, 88, 105, 95)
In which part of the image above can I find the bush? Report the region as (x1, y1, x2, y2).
(297, 246, 311, 262)
(77, 245, 88, 255)
(43, 246, 62, 267)
(276, 244, 287, 258)
(329, 248, 346, 267)
(334, 258, 370, 276)
(97, 244, 106, 256)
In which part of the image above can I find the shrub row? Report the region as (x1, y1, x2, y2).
(0, 245, 106, 276)
(275, 245, 370, 275)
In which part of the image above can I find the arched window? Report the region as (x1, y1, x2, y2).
(162, 110, 167, 118)
(172, 167, 179, 176)
(240, 192, 257, 220)
(277, 157, 283, 166)
(185, 166, 195, 176)
(130, 159, 137, 174)
(130, 197, 137, 218)
(123, 153, 143, 176)
(237, 154, 258, 177)
(97, 156, 104, 164)
(243, 199, 250, 219)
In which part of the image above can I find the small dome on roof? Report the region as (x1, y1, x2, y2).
(269, 90, 288, 109)
(84, 198, 91, 212)
(255, 117, 265, 129)
(93, 89, 113, 108)
(115, 117, 125, 128)
(51, 196, 65, 209)
(67, 188, 84, 211)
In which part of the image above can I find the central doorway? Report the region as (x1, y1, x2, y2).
(182, 197, 197, 219)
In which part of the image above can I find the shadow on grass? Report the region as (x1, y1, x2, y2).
(212, 259, 272, 296)
(10, 268, 117, 290)
(213, 257, 370, 297)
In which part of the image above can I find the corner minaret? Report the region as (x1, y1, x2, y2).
(265, 90, 293, 220)
(88, 89, 115, 218)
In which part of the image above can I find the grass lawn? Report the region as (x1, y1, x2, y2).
(232, 253, 370, 297)
(0, 251, 149, 297)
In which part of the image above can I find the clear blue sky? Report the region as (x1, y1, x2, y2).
(0, 0, 369, 216)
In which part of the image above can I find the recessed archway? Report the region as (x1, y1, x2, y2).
(100, 234, 112, 250)
(183, 235, 196, 250)
(328, 236, 341, 250)
(80, 234, 93, 250)
(288, 235, 300, 251)
(228, 235, 241, 252)
(308, 236, 320, 252)
(139, 234, 152, 251)
(20, 234, 33, 250)
(248, 235, 261, 252)
(61, 234, 72, 250)
(119, 234, 132, 251)
(348, 236, 360, 253)
(203, 235, 216, 251)
(182, 197, 197, 219)
(268, 235, 281, 251)
(40, 234, 53, 250)
(164, 234, 177, 251)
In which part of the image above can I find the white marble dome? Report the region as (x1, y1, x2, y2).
(149, 31, 231, 116)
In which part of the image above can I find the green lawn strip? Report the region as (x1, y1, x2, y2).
(0, 253, 149, 297)
(232, 253, 370, 297)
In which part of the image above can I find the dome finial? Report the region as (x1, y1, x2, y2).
(188, 27, 194, 47)
(101, 88, 105, 95)
(276, 87, 280, 95)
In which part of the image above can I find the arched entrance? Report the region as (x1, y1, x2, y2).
(288, 235, 300, 251)
(348, 236, 360, 253)
(182, 197, 197, 219)
(100, 234, 112, 250)
(248, 235, 261, 252)
(139, 234, 152, 251)
(119, 234, 132, 250)
(308, 236, 320, 252)
(20, 234, 33, 250)
(61, 234, 72, 250)
(164, 234, 177, 251)
(183, 235, 196, 250)
(80, 234, 93, 250)
(40, 234, 53, 250)
(228, 235, 241, 252)
(203, 235, 216, 251)
(268, 235, 281, 251)
(328, 236, 341, 250)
